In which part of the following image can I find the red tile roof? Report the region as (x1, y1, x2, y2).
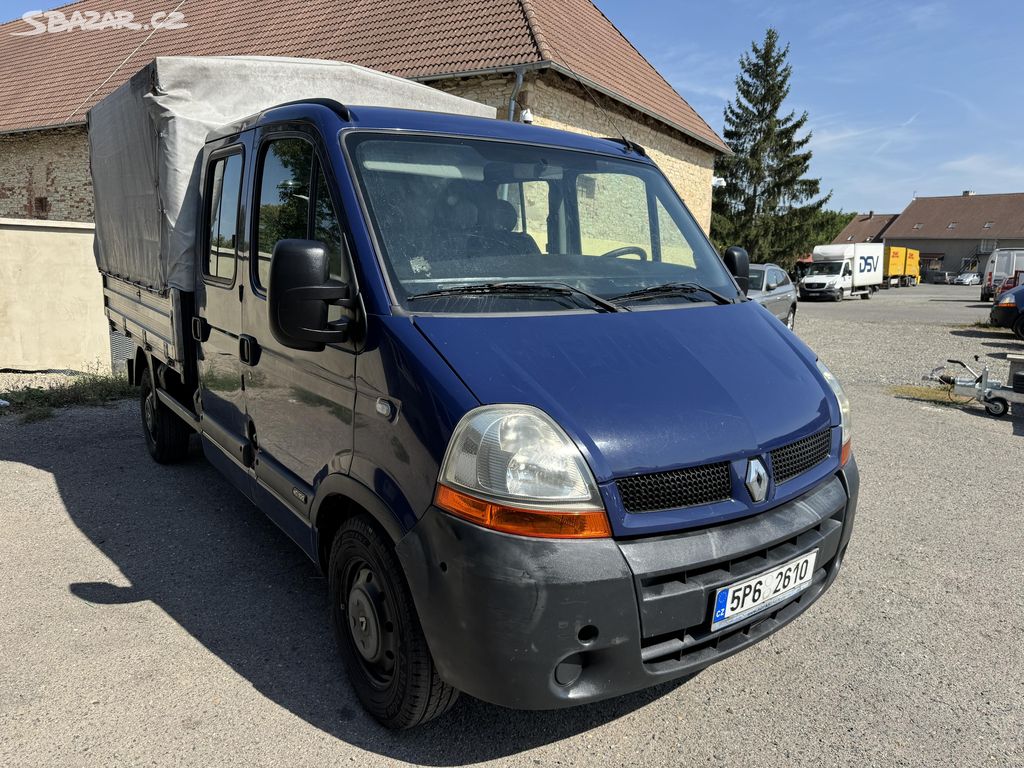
(831, 213, 898, 244)
(0, 0, 727, 152)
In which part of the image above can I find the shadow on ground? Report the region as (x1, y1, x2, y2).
(0, 405, 683, 765)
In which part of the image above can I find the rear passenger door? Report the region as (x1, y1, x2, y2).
(241, 130, 357, 539)
(196, 143, 251, 477)
(769, 268, 792, 320)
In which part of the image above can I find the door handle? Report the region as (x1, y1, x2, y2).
(239, 334, 261, 366)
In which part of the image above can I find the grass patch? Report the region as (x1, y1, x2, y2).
(0, 373, 135, 423)
(888, 384, 973, 407)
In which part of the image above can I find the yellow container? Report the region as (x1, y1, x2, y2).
(905, 249, 920, 283)
(884, 246, 907, 278)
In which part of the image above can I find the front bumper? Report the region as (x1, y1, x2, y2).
(396, 458, 860, 710)
(990, 305, 1018, 328)
(800, 286, 841, 300)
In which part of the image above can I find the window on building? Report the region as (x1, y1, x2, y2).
(983, 221, 994, 229)
(947, 221, 957, 229)
(204, 152, 243, 282)
(912, 223, 923, 230)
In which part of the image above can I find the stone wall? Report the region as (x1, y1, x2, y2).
(0, 125, 93, 222)
(432, 70, 718, 233)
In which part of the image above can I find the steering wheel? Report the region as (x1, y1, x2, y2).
(600, 246, 648, 261)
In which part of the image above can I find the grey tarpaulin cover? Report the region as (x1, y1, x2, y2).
(88, 56, 496, 293)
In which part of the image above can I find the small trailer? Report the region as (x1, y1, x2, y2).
(928, 353, 1024, 417)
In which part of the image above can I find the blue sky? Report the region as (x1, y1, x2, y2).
(3, 0, 1022, 213)
(597, 0, 1024, 213)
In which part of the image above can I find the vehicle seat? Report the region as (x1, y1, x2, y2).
(476, 199, 541, 256)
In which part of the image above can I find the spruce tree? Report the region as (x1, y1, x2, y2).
(711, 28, 829, 267)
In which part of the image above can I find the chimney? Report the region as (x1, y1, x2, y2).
(963, 190, 975, 196)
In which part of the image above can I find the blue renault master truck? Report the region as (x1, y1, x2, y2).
(90, 58, 858, 729)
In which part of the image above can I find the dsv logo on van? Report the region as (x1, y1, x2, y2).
(859, 255, 878, 273)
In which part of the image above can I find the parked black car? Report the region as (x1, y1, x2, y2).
(990, 284, 1024, 339)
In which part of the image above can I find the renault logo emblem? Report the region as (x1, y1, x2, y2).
(745, 458, 769, 503)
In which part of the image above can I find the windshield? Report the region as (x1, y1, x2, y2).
(807, 262, 843, 276)
(346, 133, 739, 312)
(748, 267, 765, 291)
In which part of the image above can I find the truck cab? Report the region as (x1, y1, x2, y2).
(91, 61, 859, 730)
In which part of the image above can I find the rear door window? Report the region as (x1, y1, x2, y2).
(204, 152, 243, 283)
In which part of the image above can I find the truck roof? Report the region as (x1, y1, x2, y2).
(209, 101, 652, 162)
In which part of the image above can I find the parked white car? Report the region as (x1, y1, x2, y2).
(954, 272, 981, 285)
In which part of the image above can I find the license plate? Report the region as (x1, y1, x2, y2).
(710, 550, 818, 632)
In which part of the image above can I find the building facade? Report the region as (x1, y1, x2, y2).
(884, 192, 1024, 275)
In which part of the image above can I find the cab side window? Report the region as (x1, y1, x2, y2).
(576, 172, 651, 259)
(204, 153, 243, 282)
(255, 137, 314, 290)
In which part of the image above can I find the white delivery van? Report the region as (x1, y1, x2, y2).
(982, 249, 1024, 301)
(799, 244, 884, 301)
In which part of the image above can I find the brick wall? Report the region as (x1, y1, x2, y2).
(432, 70, 718, 233)
(0, 125, 93, 222)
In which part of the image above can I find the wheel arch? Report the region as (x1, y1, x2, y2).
(311, 474, 407, 572)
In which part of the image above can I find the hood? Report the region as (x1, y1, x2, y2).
(414, 301, 834, 487)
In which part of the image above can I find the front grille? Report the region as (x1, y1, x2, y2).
(617, 461, 731, 513)
(636, 509, 844, 669)
(805, 282, 826, 289)
(770, 428, 831, 484)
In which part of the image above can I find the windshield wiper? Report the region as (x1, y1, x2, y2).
(609, 281, 734, 306)
(406, 282, 622, 313)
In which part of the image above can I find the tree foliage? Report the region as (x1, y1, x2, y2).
(712, 28, 830, 267)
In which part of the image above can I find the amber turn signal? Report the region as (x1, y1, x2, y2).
(434, 484, 612, 539)
(840, 439, 852, 467)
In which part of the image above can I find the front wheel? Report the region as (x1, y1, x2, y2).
(329, 516, 458, 729)
(139, 368, 191, 464)
(1013, 316, 1024, 341)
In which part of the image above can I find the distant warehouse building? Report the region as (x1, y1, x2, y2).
(883, 192, 1024, 278)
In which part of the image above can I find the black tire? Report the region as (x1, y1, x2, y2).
(329, 516, 458, 729)
(833, 290, 843, 302)
(1013, 316, 1024, 341)
(860, 291, 871, 300)
(985, 397, 1009, 418)
(785, 306, 796, 330)
(140, 367, 191, 464)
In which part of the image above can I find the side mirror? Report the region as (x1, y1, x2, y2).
(723, 246, 750, 294)
(268, 239, 352, 351)
(765, 280, 778, 292)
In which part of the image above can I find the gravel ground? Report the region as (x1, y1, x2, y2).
(0, 284, 1021, 767)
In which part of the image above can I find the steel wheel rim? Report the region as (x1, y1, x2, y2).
(342, 558, 398, 689)
(144, 391, 157, 439)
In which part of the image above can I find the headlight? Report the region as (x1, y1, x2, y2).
(436, 405, 610, 538)
(816, 360, 852, 464)
(997, 295, 1016, 307)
